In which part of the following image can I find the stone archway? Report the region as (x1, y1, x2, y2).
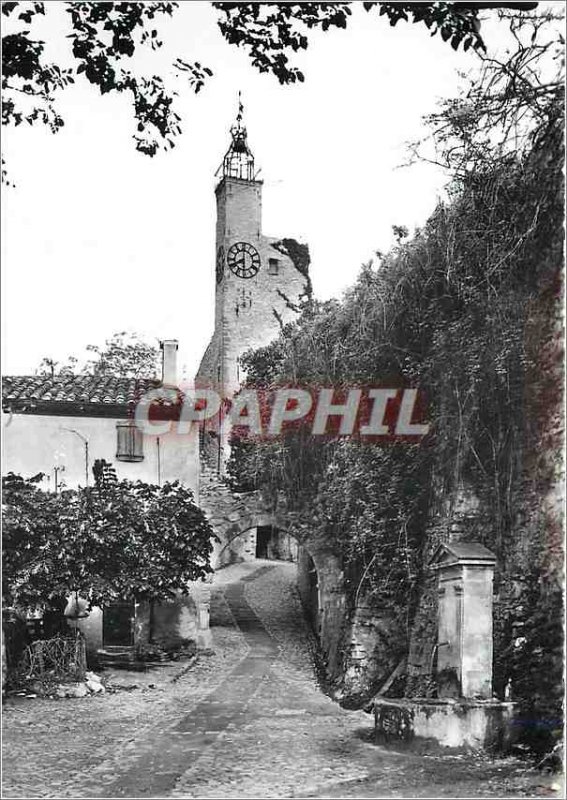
(214, 515, 297, 569)
(198, 460, 348, 688)
(198, 460, 417, 704)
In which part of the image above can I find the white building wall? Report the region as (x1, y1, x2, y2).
(3, 413, 200, 497)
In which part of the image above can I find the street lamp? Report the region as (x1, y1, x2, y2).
(53, 465, 65, 495)
(60, 428, 90, 487)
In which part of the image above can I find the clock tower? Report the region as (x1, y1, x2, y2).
(196, 99, 309, 451)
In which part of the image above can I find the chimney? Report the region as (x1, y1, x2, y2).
(160, 339, 179, 386)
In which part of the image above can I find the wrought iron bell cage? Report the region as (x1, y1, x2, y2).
(222, 124, 255, 181)
(217, 93, 258, 182)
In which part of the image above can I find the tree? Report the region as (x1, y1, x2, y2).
(2, 461, 216, 609)
(2, 1, 208, 162)
(83, 331, 159, 378)
(213, 1, 491, 85)
(407, 6, 564, 176)
(36, 356, 78, 377)
(36, 331, 160, 378)
(2, 471, 54, 609)
(2, 1, 538, 178)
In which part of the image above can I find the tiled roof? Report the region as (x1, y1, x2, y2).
(2, 375, 176, 416)
(430, 541, 496, 565)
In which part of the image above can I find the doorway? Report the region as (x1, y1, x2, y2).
(255, 526, 297, 562)
(255, 525, 272, 559)
(102, 601, 134, 647)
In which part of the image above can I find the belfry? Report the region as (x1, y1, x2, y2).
(219, 92, 256, 182)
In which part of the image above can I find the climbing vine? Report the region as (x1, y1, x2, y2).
(228, 9, 563, 754)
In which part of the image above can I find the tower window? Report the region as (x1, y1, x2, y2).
(116, 422, 144, 462)
(268, 258, 280, 275)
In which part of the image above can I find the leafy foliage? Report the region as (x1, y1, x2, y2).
(36, 331, 159, 378)
(213, 2, 487, 85)
(83, 331, 159, 378)
(2, 0, 210, 161)
(35, 356, 78, 377)
(271, 238, 313, 300)
(2, 461, 215, 609)
(408, 6, 564, 177)
(2, 1, 535, 175)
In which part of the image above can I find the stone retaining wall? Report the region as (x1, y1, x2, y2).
(374, 697, 516, 751)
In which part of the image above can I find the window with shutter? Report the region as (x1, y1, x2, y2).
(116, 422, 144, 462)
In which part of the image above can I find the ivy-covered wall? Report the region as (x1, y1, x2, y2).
(227, 67, 563, 753)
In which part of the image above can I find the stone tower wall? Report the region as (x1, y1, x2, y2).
(197, 176, 307, 395)
(196, 172, 308, 470)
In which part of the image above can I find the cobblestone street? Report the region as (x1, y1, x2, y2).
(2, 562, 560, 799)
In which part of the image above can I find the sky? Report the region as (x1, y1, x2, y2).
(1, 1, 555, 379)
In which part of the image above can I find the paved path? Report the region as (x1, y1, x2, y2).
(2, 561, 560, 798)
(100, 566, 286, 797)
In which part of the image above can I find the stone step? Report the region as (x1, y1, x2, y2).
(96, 647, 149, 671)
(97, 647, 136, 662)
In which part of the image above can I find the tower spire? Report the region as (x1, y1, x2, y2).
(218, 91, 256, 181)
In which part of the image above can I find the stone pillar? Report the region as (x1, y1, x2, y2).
(193, 580, 213, 650)
(431, 543, 497, 699)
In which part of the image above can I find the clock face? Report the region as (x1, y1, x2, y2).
(216, 246, 225, 284)
(227, 241, 261, 279)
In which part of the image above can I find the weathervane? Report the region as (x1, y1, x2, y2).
(236, 90, 244, 127)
